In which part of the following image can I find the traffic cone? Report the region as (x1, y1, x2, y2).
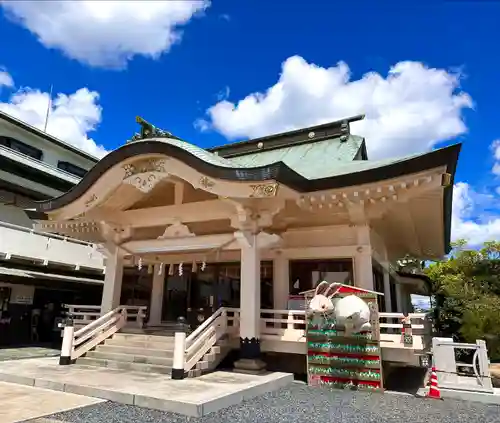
(426, 367, 442, 400)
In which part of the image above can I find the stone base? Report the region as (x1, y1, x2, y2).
(233, 358, 267, 375)
(0, 356, 294, 417)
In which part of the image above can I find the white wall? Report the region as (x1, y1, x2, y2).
(0, 118, 98, 170)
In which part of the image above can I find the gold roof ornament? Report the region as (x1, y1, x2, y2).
(127, 116, 182, 143)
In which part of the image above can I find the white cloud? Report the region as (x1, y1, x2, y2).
(451, 182, 500, 246)
(491, 140, 500, 175)
(200, 55, 500, 246)
(0, 69, 13, 88)
(0, 84, 107, 158)
(199, 56, 473, 159)
(1, 0, 209, 69)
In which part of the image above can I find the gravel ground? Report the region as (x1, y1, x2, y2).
(27, 382, 500, 423)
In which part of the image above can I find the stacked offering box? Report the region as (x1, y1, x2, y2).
(306, 285, 384, 391)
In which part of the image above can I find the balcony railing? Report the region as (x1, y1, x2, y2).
(0, 144, 81, 185)
(0, 221, 104, 270)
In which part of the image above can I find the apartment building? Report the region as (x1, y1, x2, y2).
(0, 111, 105, 346)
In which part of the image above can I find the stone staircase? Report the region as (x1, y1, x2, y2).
(76, 332, 229, 378)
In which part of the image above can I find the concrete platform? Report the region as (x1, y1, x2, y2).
(0, 381, 104, 423)
(0, 357, 293, 417)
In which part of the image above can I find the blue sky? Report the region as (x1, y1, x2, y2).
(0, 1, 499, 246)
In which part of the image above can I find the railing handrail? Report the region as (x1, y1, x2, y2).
(120, 305, 148, 311)
(379, 312, 427, 319)
(0, 144, 81, 183)
(261, 308, 306, 315)
(434, 342, 480, 349)
(185, 307, 225, 348)
(182, 307, 228, 372)
(0, 220, 95, 247)
(65, 304, 101, 310)
(65, 305, 147, 310)
(72, 308, 127, 360)
(74, 308, 118, 337)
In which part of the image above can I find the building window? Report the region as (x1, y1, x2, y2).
(57, 161, 87, 178)
(289, 259, 354, 294)
(213, 261, 274, 309)
(0, 136, 43, 160)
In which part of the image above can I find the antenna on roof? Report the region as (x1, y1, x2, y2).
(43, 84, 53, 133)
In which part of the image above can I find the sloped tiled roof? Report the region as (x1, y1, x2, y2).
(227, 135, 365, 179)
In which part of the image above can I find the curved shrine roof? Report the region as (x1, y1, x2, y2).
(32, 116, 461, 253)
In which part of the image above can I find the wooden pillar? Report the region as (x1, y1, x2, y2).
(101, 247, 124, 314)
(395, 282, 404, 313)
(354, 251, 374, 291)
(234, 230, 266, 373)
(273, 254, 289, 310)
(149, 264, 165, 325)
(382, 262, 393, 312)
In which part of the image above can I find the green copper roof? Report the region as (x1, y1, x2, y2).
(227, 135, 364, 179)
(307, 149, 430, 179)
(125, 133, 436, 182)
(128, 136, 241, 168)
(125, 116, 370, 178)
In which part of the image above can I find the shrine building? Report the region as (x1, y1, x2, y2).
(32, 114, 459, 370)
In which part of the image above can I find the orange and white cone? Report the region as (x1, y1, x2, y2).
(426, 367, 442, 400)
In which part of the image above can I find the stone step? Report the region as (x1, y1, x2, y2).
(76, 357, 172, 375)
(96, 344, 175, 358)
(113, 333, 175, 343)
(87, 350, 174, 367)
(120, 328, 177, 336)
(104, 338, 175, 350)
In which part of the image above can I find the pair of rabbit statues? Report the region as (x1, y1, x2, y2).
(308, 281, 372, 333)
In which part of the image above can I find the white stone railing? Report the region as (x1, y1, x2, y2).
(170, 307, 431, 377)
(432, 338, 493, 393)
(378, 312, 429, 332)
(63, 304, 147, 330)
(59, 304, 148, 362)
(379, 312, 432, 349)
(223, 308, 307, 342)
(259, 309, 307, 341)
(181, 307, 228, 372)
(0, 221, 104, 270)
(71, 307, 128, 360)
(223, 308, 430, 350)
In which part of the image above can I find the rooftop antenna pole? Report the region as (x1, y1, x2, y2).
(43, 84, 53, 133)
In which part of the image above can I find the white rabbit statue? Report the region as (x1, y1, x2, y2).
(308, 281, 372, 333)
(308, 281, 336, 314)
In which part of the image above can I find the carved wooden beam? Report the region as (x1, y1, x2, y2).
(113, 199, 235, 228)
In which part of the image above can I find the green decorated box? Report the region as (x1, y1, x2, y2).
(305, 284, 384, 391)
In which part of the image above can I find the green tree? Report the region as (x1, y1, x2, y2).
(426, 240, 500, 360)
